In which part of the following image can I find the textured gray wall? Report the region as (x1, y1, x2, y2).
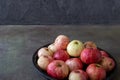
(0, 0, 120, 24)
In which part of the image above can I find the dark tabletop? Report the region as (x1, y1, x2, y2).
(0, 25, 120, 80)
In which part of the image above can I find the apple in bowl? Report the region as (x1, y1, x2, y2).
(86, 63, 106, 80)
(53, 49, 70, 61)
(47, 60, 69, 80)
(80, 48, 102, 64)
(67, 40, 84, 57)
(68, 69, 88, 80)
(65, 58, 83, 72)
(37, 55, 53, 71)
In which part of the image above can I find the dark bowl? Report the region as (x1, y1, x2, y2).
(32, 43, 116, 80)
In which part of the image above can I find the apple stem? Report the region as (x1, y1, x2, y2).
(96, 64, 101, 67)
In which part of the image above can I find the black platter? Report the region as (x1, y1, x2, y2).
(32, 43, 116, 80)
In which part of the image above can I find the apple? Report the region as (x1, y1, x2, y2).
(80, 48, 102, 64)
(48, 43, 57, 53)
(54, 35, 70, 50)
(47, 60, 69, 80)
(84, 41, 97, 49)
(37, 55, 53, 71)
(37, 47, 53, 57)
(99, 56, 115, 72)
(65, 58, 83, 72)
(86, 63, 106, 80)
(69, 69, 88, 80)
(53, 49, 70, 61)
(67, 40, 84, 57)
(100, 50, 109, 57)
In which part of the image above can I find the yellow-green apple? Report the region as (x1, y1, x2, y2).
(99, 56, 115, 72)
(37, 55, 53, 71)
(47, 60, 69, 80)
(80, 48, 102, 64)
(65, 58, 83, 72)
(68, 69, 88, 80)
(86, 63, 106, 80)
(48, 43, 57, 53)
(54, 35, 70, 50)
(67, 40, 84, 57)
(84, 41, 97, 49)
(53, 50, 70, 61)
(100, 50, 109, 57)
(37, 47, 53, 57)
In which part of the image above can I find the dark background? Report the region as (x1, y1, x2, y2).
(0, 0, 120, 24)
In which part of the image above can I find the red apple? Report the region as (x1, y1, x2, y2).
(86, 63, 106, 80)
(84, 41, 97, 49)
(65, 58, 83, 72)
(69, 69, 88, 80)
(37, 55, 53, 71)
(48, 43, 57, 53)
(47, 60, 69, 80)
(100, 50, 109, 57)
(99, 56, 115, 72)
(53, 50, 70, 61)
(54, 35, 70, 50)
(80, 48, 102, 64)
(38, 47, 53, 57)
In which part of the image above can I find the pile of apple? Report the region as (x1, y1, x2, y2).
(37, 35, 115, 80)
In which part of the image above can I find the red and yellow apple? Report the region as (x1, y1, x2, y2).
(86, 63, 106, 80)
(80, 48, 102, 64)
(48, 43, 57, 53)
(37, 55, 53, 71)
(65, 58, 83, 72)
(38, 47, 53, 57)
(99, 56, 115, 72)
(47, 60, 69, 80)
(84, 41, 97, 49)
(100, 50, 109, 57)
(53, 49, 70, 61)
(54, 35, 70, 50)
(68, 69, 88, 80)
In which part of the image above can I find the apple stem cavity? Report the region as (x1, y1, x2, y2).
(74, 70, 80, 73)
(109, 62, 112, 66)
(45, 48, 49, 51)
(74, 41, 78, 44)
(57, 64, 62, 67)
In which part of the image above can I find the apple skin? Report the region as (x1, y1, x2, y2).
(53, 49, 70, 61)
(38, 47, 53, 57)
(47, 60, 69, 80)
(99, 56, 115, 72)
(67, 40, 84, 57)
(37, 55, 53, 71)
(69, 69, 88, 80)
(80, 48, 102, 64)
(65, 58, 83, 72)
(54, 35, 70, 50)
(48, 43, 57, 53)
(100, 51, 109, 57)
(84, 41, 97, 49)
(86, 63, 106, 80)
